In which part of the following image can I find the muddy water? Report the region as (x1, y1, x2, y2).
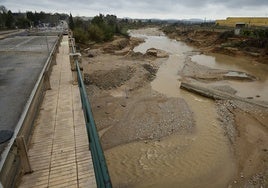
(105, 30, 236, 187)
(191, 54, 268, 101)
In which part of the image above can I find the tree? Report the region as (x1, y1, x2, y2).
(0, 5, 7, 14)
(6, 10, 14, 28)
(69, 13, 74, 30)
(16, 17, 30, 28)
(88, 24, 104, 42)
(0, 5, 7, 28)
(91, 14, 104, 27)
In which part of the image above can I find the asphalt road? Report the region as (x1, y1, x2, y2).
(0, 34, 58, 135)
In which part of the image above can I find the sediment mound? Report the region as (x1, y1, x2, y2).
(84, 66, 135, 89)
(101, 97, 195, 149)
(181, 60, 257, 81)
(103, 38, 129, 53)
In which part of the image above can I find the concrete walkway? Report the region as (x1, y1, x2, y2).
(19, 36, 96, 188)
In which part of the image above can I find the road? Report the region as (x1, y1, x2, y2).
(0, 34, 58, 140)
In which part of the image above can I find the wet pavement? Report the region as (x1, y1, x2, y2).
(0, 35, 58, 133)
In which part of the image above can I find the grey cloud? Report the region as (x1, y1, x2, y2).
(2, 0, 268, 19)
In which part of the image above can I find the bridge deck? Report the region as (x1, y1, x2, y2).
(19, 36, 96, 188)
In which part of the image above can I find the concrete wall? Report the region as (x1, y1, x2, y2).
(216, 17, 268, 27)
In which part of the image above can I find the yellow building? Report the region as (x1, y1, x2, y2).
(216, 17, 268, 27)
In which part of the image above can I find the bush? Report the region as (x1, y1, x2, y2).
(72, 14, 132, 43)
(88, 24, 104, 42)
(241, 29, 268, 38)
(218, 30, 234, 40)
(242, 30, 251, 36)
(73, 28, 88, 44)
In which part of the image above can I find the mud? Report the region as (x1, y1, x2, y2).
(216, 100, 268, 187)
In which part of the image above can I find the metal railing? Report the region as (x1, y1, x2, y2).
(71, 41, 112, 188)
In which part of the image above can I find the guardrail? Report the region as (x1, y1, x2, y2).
(0, 33, 62, 188)
(70, 37, 112, 188)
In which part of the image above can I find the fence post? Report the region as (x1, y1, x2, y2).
(44, 71, 51, 90)
(69, 53, 83, 85)
(16, 136, 32, 174)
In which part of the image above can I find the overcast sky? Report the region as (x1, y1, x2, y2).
(1, 0, 268, 20)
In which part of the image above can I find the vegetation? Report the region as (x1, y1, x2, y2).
(0, 5, 68, 30)
(71, 14, 163, 44)
(241, 28, 268, 38)
(69, 13, 74, 30)
(72, 14, 125, 43)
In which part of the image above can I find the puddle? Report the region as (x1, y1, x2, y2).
(106, 29, 237, 188)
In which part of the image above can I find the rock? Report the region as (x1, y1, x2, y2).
(86, 49, 100, 57)
(142, 63, 158, 75)
(146, 48, 158, 56)
(84, 47, 90, 52)
(145, 48, 169, 58)
(88, 53, 94, 58)
(120, 102, 126, 107)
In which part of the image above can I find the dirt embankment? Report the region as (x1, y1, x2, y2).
(216, 100, 268, 187)
(163, 26, 268, 64)
(82, 35, 194, 149)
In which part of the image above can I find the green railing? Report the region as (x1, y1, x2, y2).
(72, 44, 112, 188)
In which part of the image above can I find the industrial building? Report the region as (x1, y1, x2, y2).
(216, 17, 268, 27)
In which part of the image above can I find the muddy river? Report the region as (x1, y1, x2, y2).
(105, 29, 268, 188)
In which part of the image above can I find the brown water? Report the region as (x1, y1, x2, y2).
(191, 54, 268, 101)
(105, 29, 241, 188)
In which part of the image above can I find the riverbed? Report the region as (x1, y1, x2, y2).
(106, 28, 237, 188)
(85, 27, 268, 188)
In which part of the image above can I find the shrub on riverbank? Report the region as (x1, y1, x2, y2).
(72, 14, 125, 44)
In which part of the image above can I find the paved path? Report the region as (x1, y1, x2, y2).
(19, 36, 96, 188)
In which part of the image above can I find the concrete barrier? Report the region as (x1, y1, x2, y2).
(180, 82, 268, 108)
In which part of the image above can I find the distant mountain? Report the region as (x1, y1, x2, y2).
(129, 18, 214, 24)
(181, 18, 204, 23)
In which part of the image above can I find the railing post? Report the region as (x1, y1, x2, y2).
(44, 71, 51, 90)
(16, 136, 32, 174)
(69, 38, 75, 53)
(69, 53, 83, 85)
(52, 53, 57, 65)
